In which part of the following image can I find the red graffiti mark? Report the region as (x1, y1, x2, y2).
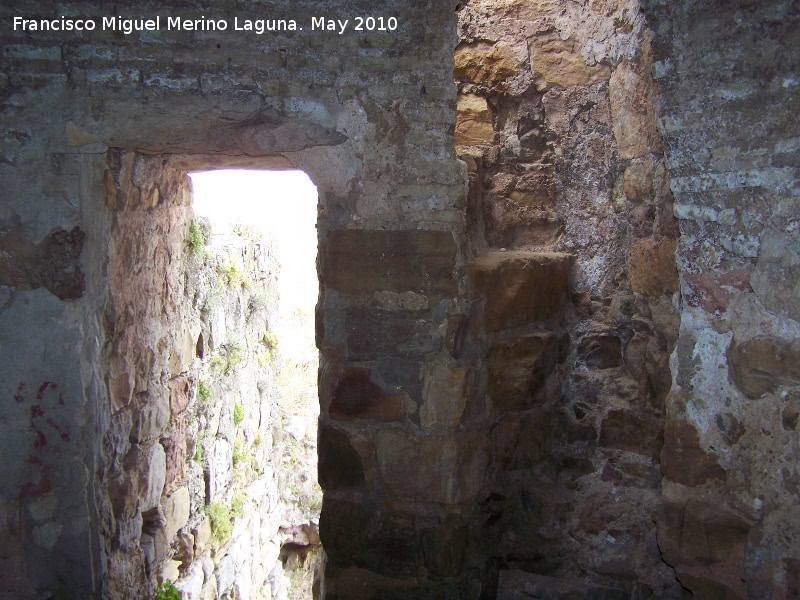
(36, 381, 57, 400)
(31, 405, 44, 419)
(14, 382, 27, 403)
(32, 428, 47, 449)
(60, 426, 71, 442)
(58, 394, 65, 406)
(20, 479, 51, 499)
(27, 456, 43, 466)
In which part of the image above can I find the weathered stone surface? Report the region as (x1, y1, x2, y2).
(469, 252, 573, 332)
(487, 333, 558, 411)
(374, 429, 487, 503)
(751, 230, 800, 323)
(317, 425, 365, 492)
(345, 307, 441, 360)
(320, 497, 420, 577)
(623, 161, 653, 202)
(454, 41, 521, 88)
(0, 226, 85, 300)
(160, 416, 187, 493)
(162, 486, 191, 543)
(727, 336, 800, 399)
(322, 230, 457, 297)
(609, 62, 662, 159)
(497, 570, 627, 600)
(329, 367, 403, 421)
(531, 32, 611, 91)
(168, 376, 191, 415)
(420, 366, 471, 429)
(661, 420, 726, 486)
(598, 407, 663, 459)
(577, 334, 622, 369)
(657, 501, 752, 599)
(456, 93, 494, 146)
(122, 442, 167, 513)
(628, 239, 678, 296)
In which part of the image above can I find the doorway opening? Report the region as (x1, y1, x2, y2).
(184, 169, 321, 599)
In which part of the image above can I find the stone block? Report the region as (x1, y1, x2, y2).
(329, 366, 403, 421)
(454, 41, 520, 88)
(623, 161, 653, 202)
(598, 407, 663, 459)
(420, 366, 471, 429)
(160, 416, 187, 493)
(122, 442, 166, 512)
(168, 375, 191, 415)
(628, 239, 678, 296)
(609, 62, 662, 159)
(162, 486, 191, 543)
(661, 420, 726, 486)
(321, 230, 457, 297)
(374, 429, 487, 503)
(751, 230, 800, 322)
(487, 333, 558, 411)
(455, 93, 493, 146)
(320, 498, 419, 577)
(317, 425, 365, 491)
(531, 32, 611, 91)
(469, 251, 573, 332)
(727, 336, 800, 399)
(345, 307, 441, 360)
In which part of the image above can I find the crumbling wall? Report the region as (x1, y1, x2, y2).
(642, 0, 800, 597)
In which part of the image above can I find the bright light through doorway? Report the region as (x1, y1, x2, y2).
(189, 169, 319, 363)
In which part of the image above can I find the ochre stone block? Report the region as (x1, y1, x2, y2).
(628, 239, 678, 296)
(374, 430, 487, 503)
(469, 251, 573, 332)
(455, 93, 493, 146)
(623, 161, 653, 202)
(530, 32, 611, 91)
(454, 41, 520, 88)
(317, 425, 365, 491)
(322, 229, 457, 296)
(577, 334, 622, 369)
(598, 407, 663, 459)
(420, 366, 472, 429)
(487, 333, 558, 411)
(329, 366, 403, 421)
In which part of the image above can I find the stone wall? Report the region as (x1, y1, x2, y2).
(455, 0, 682, 596)
(642, 0, 800, 597)
(0, 1, 464, 597)
(1, 0, 799, 598)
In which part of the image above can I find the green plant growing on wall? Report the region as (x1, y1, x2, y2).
(197, 380, 212, 402)
(233, 402, 245, 426)
(231, 491, 246, 517)
(188, 219, 206, 257)
(217, 255, 250, 289)
(193, 441, 203, 465)
(232, 435, 247, 467)
(207, 501, 233, 543)
(154, 581, 180, 600)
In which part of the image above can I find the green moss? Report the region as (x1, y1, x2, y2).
(197, 381, 212, 402)
(154, 581, 180, 600)
(188, 220, 206, 257)
(233, 402, 245, 426)
(231, 491, 246, 517)
(207, 501, 233, 543)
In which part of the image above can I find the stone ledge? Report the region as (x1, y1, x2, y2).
(468, 251, 573, 332)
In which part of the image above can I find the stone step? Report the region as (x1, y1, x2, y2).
(468, 251, 573, 333)
(497, 570, 628, 600)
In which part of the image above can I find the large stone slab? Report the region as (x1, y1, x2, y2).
(329, 366, 403, 421)
(321, 230, 457, 296)
(374, 430, 487, 503)
(487, 332, 558, 411)
(469, 251, 573, 332)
